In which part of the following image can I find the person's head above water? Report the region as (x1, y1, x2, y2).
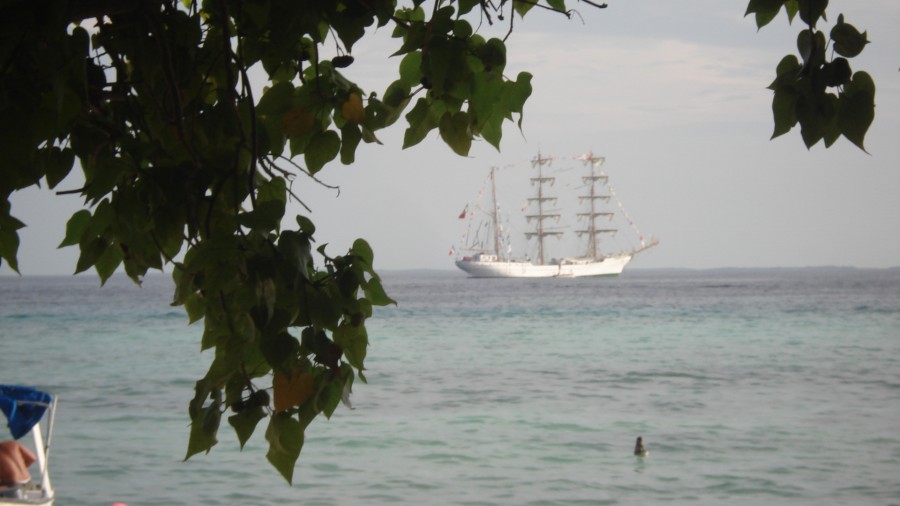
(634, 436, 648, 456)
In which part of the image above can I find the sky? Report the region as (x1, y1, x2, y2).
(3, 1, 899, 276)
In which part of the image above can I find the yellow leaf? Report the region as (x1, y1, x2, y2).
(282, 107, 314, 138)
(341, 93, 365, 124)
(273, 369, 313, 412)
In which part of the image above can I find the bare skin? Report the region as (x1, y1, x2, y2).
(0, 441, 36, 485)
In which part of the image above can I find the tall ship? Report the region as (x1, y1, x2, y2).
(454, 152, 658, 278)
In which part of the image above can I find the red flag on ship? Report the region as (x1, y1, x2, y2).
(458, 206, 467, 219)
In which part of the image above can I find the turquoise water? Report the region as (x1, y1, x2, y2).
(2, 269, 899, 505)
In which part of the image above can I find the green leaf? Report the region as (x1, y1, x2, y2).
(258, 176, 287, 205)
(37, 147, 75, 189)
(295, 215, 316, 235)
(94, 241, 123, 284)
(546, 0, 567, 12)
(350, 238, 374, 267)
(237, 200, 285, 232)
(421, 36, 470, 98)
(398, 52, 422, 87)
(403, 97, 444, 148)
(768, 55, 802, 89)
(332, 323, 368, 371)
(317, 373, 344, 419)
(479, 38, 506, 73)
(821, 94, 841, 148)
(457, 0, 479, 15)
(0, 201, 25, 273)
(75, 237, 107, 274)
(340, 123, 362, 165)
(256, 82, 295, 117)
(304, 130, 340, 174)
(745, 0, 785, 28)
(58, 210, 92, 248)
(278, 230, 313, 282)
(513, 0, 536, 17)
(796, 94, 826, 148)
(771, 85, 799, 139)
(784, 0, 799, 22)
(797, 0, 828, 28)
(363, 275, 396, 306)
(184, 293, 206, 324)
(844, 70, 875, 96)
(438, 111, 472, 156)
(831, 21, 868, 58)
(453, 19, 473, 39)
(184, 389, 222, 460)
(0, 229, 21, 273)
(265, 412, 304, 484)
(261, 331, 300, 376)
(228, 406, 266, 449)
(827, 57, 851, 87)
(171, 267, 195, 306)
(504, 72, 533, 117)
(797, 30, 825, 72)
(839, 71, 876, 152)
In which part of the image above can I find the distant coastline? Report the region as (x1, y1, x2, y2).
(2, 264, 899, 279)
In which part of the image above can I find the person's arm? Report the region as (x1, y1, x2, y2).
(17, 445, 36, 468)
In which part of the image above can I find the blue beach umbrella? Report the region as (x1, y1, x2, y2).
(0, 384, 53, 440)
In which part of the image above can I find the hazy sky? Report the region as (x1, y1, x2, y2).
(3, 1, 899, 276)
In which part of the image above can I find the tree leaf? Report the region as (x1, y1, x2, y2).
(438, 110, 472, 156)
(797, 0, 828, 28)
(237, 200, 285, 232)
(503, 72, 533, 119)
(273, 369, 314, 412)
(768, 55, 801, 89)
(228, 406, 266, 449)
(0, 228, 21, 273)
(74, 237, 107, 274)
(341, 93, 365, 124)
(58, 210, 92, 248)
(184, 293, 206, 324)
(37, 147, 75, 189)
(257, 81, 295, 117)
(282, 106, 315, 138)
(94, 241, 123, 284)
(340, 123, 362, 164)
(403, 97, 444, 148)
(831, 22, 868, 58)
(304, 130, 340, 174)
(838, 88, 874, 152)
(332, 323, 368, 371)
(771, 85, 798, 139)
(363, 275, 396, 306)
(265, 412, 304, 484)
(350, 238, 374, 267)
(744, 0, 785, 29)
(317, 373, 344, 419)
(184, 388, 222, 460)
(479, 38, 506, 72)
(398, 52, 422, 87)
(513, 0, 536, 17)
(278, 230, 312, 282)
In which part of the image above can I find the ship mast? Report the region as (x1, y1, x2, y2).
(576, 153, 616, 259)
(489, 166, 503, 260)
(525, 152, 563, 264)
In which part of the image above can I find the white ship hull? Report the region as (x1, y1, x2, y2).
(456, 253, 632, 278)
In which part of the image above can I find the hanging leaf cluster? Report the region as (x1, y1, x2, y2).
(746, 0, 875, 150)
(0, 0, 594, 483)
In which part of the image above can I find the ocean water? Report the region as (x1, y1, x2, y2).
(1, 268, 899, 505)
